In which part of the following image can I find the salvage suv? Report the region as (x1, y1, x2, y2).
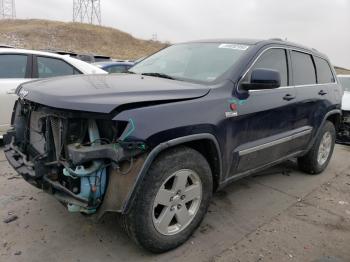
(4, 39, 342, 252)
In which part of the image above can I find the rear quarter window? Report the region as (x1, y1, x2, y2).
(291, 51, 316, 86)
(37, 56, 80, 78)
(314, 57, 335, 84)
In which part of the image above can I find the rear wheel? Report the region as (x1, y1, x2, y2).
(121, 146, 213, 253)
(298, 120, 336, 174)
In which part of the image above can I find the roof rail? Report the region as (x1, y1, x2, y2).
(269, 38, 284, 41)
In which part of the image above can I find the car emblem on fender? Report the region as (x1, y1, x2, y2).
(18, 89, 29, 99)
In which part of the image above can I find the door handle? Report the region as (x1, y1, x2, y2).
(283, 94, 296, 101)
(318, 90, 327, 96)
(6, 88, 16, 94)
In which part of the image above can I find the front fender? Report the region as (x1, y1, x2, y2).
(96, 133, 221, 218)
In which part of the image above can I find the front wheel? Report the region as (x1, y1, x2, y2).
(298, 120, 336, 174)
(121, 146, 213, 253)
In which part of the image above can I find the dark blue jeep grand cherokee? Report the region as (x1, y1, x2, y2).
(4, 39, 343, 252)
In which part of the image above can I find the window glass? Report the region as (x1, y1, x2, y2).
(314, 57, 334, 84)
(130, 43, 250, 83)
(248, 48, 288, 86)
(107, 65, 127, 73)
(339, 77, 350, 92)
(0, 54, 28, 78)
(291, 51, 316, 85)
(37, 56, 77, 78)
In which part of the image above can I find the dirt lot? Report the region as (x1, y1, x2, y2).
(0, 144, 349, 262)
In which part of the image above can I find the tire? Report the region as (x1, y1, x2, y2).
(121, 146, 213, 253)
(298, 120, 336, 175)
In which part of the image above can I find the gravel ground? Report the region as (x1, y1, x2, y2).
(0, 145, 349, 262)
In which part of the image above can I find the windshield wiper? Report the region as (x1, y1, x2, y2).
(141, 72, 175, 80)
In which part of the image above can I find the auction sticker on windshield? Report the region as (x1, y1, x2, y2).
(219, 44, 249, 50)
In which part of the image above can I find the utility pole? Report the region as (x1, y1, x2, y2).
(152, 33, 158, 42)
(73, 0, 101, 25)
(0, 0, 16, 19)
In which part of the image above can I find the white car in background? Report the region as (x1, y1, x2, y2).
(336, 75, 350, 144)
(0, 48, 107, 138)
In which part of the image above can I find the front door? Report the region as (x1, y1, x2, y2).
(227, 47, 298, 177)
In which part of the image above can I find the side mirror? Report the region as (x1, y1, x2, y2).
(241, 68, 281, 90)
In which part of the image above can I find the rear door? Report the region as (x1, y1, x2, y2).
(0, 53, 32, 134)
(230, 47, 299, 174)
(291, 51, 333, 149)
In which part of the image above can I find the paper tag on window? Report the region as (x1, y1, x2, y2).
(219, 44, 249, 51)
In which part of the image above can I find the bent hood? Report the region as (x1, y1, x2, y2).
(17, 74, 210, 113)
(342, 91, 350, 111)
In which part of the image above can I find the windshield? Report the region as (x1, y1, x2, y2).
(339, 77, 350, 92)
(129, 43, 250, 83)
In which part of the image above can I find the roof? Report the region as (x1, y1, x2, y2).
(185, 38, 263, 45)
(183, 38, 326, 57)
(0, 47, 75, 59)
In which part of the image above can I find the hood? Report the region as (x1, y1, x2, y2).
(17, 74, 210, 113)
(342, 91, 350, 111)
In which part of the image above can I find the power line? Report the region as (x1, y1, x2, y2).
(0, 0, 16, 19)
(73, 0, 101, 25)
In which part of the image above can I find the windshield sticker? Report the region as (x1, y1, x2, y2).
(219, 44, 249, 51)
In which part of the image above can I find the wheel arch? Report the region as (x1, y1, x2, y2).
(122, 133, 222, 214)
(305, 109, 341, 153)
(326, 111, 341, 131)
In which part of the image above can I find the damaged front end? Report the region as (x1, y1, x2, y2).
(4, 100, 146, 214)
(337, 111, 350, 145)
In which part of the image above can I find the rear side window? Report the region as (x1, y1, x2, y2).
(37, 56, 80, 78)
(314, 57, 335, 84)
(0, 54, 28, 78)
(291, 51, 316, 85)
(248, 48, 289, 86)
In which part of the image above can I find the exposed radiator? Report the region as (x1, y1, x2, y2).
(29, 111, 47, 155)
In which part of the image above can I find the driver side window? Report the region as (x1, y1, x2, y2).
(244, 48, 289, 87)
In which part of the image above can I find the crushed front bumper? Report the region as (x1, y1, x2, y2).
(4, 131, 38, 186)
(4, 130, 147, 216)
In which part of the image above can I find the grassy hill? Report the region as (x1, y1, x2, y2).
(334, 66, 350, 75)
(0, 19, 167, 60)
